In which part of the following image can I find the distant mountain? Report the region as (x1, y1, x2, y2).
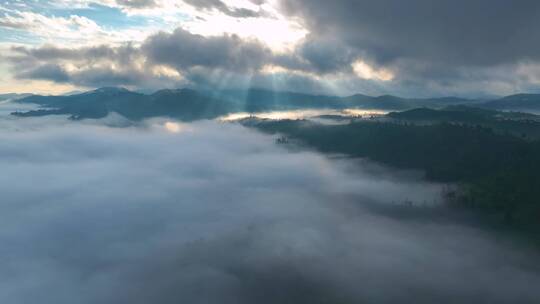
(388, 105, 540, 121)
(62, 90, 85, 96)
(343, 94, 476, 110)
(9, 87, 482, 121)
(480, 94, 540, 112)
(0, 93, 32, 101)
(14, 87, 231, 121)
(387, 106, 500, 123)
(342, 94, 409, 109)
(12, 87, 416, 121)
(14, 87, 540, 121)
(387, 105, 540, 139)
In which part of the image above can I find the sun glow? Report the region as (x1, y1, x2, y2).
(352, 60, 395, 81)
(182, 1, 308, 52)
(218, 109, 388, 121)
(164, 121, 183, 133)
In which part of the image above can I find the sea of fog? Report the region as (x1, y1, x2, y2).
(1, 101, 540, 303)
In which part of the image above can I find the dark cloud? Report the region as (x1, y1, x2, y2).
(275, 0, 540, 96)
(8, 45, 148, 86)
(17, 64, 70, 82)
(10, 44, 140, 65)
(143, 28, 271, 72)
(68, 67, 159, 87)
(183, 66, 332, 94)
(6, 30, 276, 90)
(296, 37, 356, 74)
(281, 0, 540, 67)
(1, 110, 540, 303)
(115, 0, 157, 8)
(7, 43, 182, 89)
(184, 0, 263, 18)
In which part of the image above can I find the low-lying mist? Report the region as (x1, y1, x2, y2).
(1, 109, 540, 303)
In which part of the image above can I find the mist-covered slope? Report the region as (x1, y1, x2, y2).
(0, 93, 31, 101)
(481, 94, 540, 112)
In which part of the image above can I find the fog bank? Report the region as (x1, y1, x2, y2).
(1, 113, 540, 303)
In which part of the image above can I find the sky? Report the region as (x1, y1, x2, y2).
(1, 0, 540, 97)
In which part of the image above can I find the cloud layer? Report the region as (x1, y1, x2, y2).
(1, 107, 540, 303)
(3, 1, 540, 98)
(282, 0, 540, 66)
(280, 0, 540, 95)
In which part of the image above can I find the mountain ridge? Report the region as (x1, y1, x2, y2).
(10, 87, 540, 120)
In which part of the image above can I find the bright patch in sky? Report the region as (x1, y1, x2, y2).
(0, 0, 310, 93)
(164, 121, 183, 133)
(352, 60, 395, 82)
(182, 1, 307, 52)
(0, 0, 306, 49)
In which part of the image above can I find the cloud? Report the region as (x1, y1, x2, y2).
(6, 43, 185, 89)
(51, 0, 263, 18)
(5, 27, 337, 92)
(0, 11, 103, 38)
(3, 26, 385, 94)
(6, 0, 540, 96)
(9, 44, 140, 64)
(0, 8, 156, 46)
(1, 108, 540, 303)
(277, 0, 540, 95)
(142, 28, 271, 72)
(281, 0, 540, 67)
(296, 37, 357, 74)
(115, 0, 158, 9)
(184, 0, 263, 18)
(17, 64, 71, 82)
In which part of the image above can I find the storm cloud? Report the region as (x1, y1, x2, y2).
(277, 0, 540, 95)
(1, 102, 540, 303)
(281, 0, 540, 66)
